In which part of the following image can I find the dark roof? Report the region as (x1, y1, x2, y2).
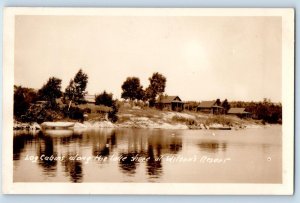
(228, 108, 249, 114)
(158, 96, 183, 104)
(198, 101, 216, 108)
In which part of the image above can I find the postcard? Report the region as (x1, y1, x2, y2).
(2, 8, 294, 194)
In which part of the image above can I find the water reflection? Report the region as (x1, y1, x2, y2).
(119, 152, 139, 176)
(146, 145, 162, 178)
(13, 127, 282, 183)
(13, 132, 34, 160)
(63, 153, 83, 183)
(37, 133, 57, 173)
(198, 140, 227, 153)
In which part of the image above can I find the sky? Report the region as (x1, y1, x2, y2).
(14, 15, 282, 102)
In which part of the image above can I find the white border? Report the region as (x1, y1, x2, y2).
(2, 7, 294, 195)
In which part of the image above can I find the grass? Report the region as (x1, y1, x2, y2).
(171, 115, 197, 125)
(118, 106, 163, 119)
(117, 115, 131, 123)
(204, 115, 234, 126)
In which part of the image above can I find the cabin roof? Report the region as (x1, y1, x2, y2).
(228, 108, 249, 114)
(158, 96, 183, 104)
(198, 101, 216, 108)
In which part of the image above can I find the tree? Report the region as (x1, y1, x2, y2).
(222, 99, 230, 113)
(121, 77, 144, 101)
(64, 79, 76, 101)
(95, 91, 114, 107)
(38, 77, 62, 107)
(73, 69, 88, 102)
(145, 72, 166, 106)
(64, 69, 88, 107)
(108, 100, 119, 123)
(215, 98, 221, 106)
(14, 85, 38, 118)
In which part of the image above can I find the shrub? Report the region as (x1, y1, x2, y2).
(63, 106, 84, 121)
(14, 86, 38, 119)
(20, 102, 63, 123)
(83, 107, 91, 114)
(95, 91, 114, 107)
(108, 101, 119, 123)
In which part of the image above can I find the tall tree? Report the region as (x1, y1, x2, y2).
(145, 72, 166, 106)
(64, 69, 88, 107)
(38, 77, 62, 107)
(95, 91, 114, 107)
(74, 69, 88, 102)
(121, 77, 144, 101)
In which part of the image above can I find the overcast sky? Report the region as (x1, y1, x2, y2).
(14, 15, 282, 102)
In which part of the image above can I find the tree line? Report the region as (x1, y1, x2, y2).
(14, 69, 119, 123)
(230, 99, 282, 124)
(14, 68, 281, 124)
(185, 98, 282, 124)
(120, 72, 167, 107)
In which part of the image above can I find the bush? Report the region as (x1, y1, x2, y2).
(108, 101, 119, 123)
(14, 86, 38, 119)
(20, 102, 63, 123)
(83, 107, 91, 114)
(63, 106, 84, 121)
(95, 91, 114, 107)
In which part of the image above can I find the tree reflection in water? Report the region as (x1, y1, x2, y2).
(146, 145, 162, 178)
(13, 132, 35, 161)
(92, 131, 116, 157)
(118, 152, 138, 176)
(63, 153, 83, 183)
(117, 130, 183, 179)
(14, 128, 184, 182)
(37, 134, 57, 173)
(198, 140, 227, 153)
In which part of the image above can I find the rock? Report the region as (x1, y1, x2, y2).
(74, 122, 88, 128)
(30, 122, 41, 130)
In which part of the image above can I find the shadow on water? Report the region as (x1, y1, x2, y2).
(198, 140, 227, 153)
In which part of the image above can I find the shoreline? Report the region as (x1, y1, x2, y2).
(13, 115, 274, 132)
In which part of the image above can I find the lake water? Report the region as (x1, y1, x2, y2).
(13, 125, 282, 183)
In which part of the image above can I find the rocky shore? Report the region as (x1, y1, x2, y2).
(14, 110, 264, 131)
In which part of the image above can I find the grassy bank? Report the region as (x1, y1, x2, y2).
(14, 104, 265, 130)
(114, 106, 263, 129)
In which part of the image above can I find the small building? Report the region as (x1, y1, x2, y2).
(197, 100, 223, 114)
(155, 96, 184, 112)
(227, 108, 251, 118)
(184, 101, 200, 111)
(84, 95, 96, 104)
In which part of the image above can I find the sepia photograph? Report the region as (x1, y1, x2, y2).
(2, 8, 294, 194)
